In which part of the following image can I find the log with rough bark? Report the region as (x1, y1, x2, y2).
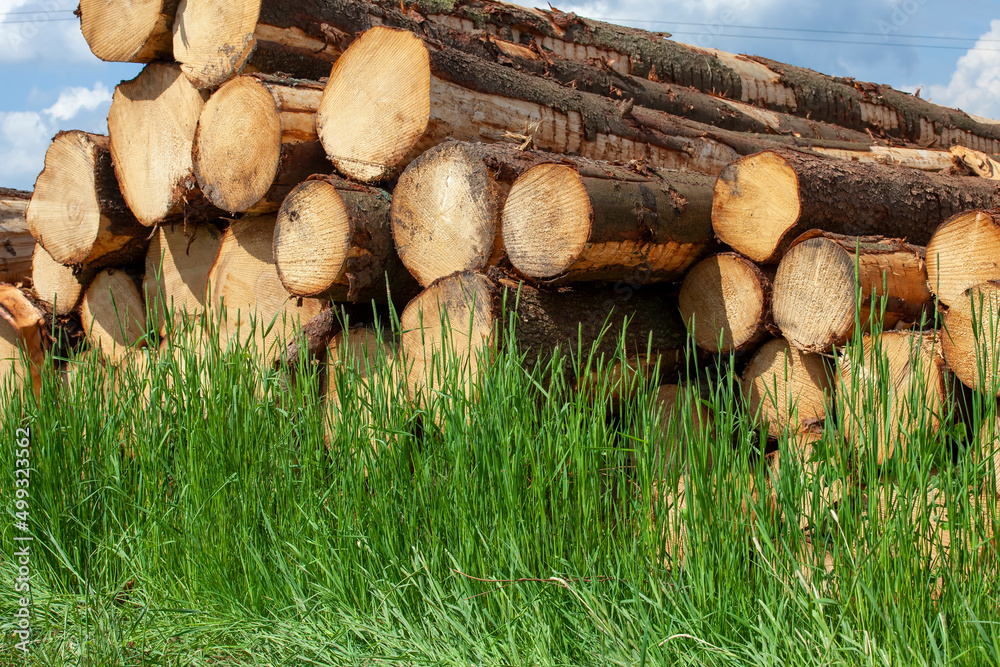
(837, 331, 947, 464)
(399, 269, 685, 399)
(712, 149, 1000, 264)
(678, 253, 773, 354)
(773, 232, 934, 353)
(207, 214, 325, 359)
(27, 131, 148, 267)
(741, 338, 833, 438)
(144, 223, 222, 336)
(0, 189, 34, 285)
(31, 246, 93, 317)
(274, 174, 417, 303)
(941, 282, 1000, 395)
(80, 268, 148, 362)
(194, 74, 329, 213)
(108, 63, 222, 227)
(0, 284, 48, 393)
(926, 210, 1000, 308)
(78, 0, 179, 62)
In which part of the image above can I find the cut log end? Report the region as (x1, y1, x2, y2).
(195, 76, 281, 213)
(399, 272, 495, 398)
(712, 151, 801, 264)
(274, 180, 352, 297)
(502, 163, 591, 279)
(31, 245, 88, 317)
(678, 253, 771, 353)
(172, 0, 260, 89)
(391, 142, 502, 287)
(79, 0, 175, 62)
(0, 285, 47, 392)
(741, 337, 833, 438)
(144, 223, 222, 335)
(317, 26, 430, 182)
(81, 269, 148, 361)
(941, 282, 1000, 395)
(926, 209, 1000, 308)
(772, 237, 859, 353)
(109, 63, 207, 227)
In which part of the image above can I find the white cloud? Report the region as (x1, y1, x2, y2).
(44, 82, 111, 121)
(927, 20, 1000, 121)
(0, 1, 94, 63)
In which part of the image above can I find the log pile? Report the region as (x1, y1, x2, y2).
(1, 0, 998, 571)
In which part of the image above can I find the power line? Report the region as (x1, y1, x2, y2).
(1, 17, 78, 24)
(1, 8, 75, 15)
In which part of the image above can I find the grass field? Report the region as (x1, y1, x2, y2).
(1, 303, 999, 666)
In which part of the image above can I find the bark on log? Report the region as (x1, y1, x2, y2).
(741, 337, 834, 438)
(926, 210, 1000, 309)
(278, 302, 379, 366)
(399, 269, 686, 399)
(31, 245, 94, 317)
(274, 174, 418, 303)
(941, 282, 1000, 395)
(0, 284, 48, 393)
(0, 189, 34, 285)
(712, 149, 1000, 264)
(27, 131, 148, 267)
(502, 158, 716, 283)
(207, 214, 325, 360)
(773, 231, 933, 353)
(808, 146, 960, 172)
(108, 63, 223, 226)
(80, 268, 148, 362)
(144, 223, 222, 336)
(837, 331, 947, 465)
(678, 253, 774, 354)
(194, 74, 329, 213)
(78, 0, 179, 62)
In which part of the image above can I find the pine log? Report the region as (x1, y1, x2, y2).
(31, 245, 93, 317)
(398, 269, 685, 399)
(979, 417, 1000, 497)
(326, 326, 397, 437)
(808, 146, 960, 172)
(941, 282, 1000, 395)
(194, 74, 329, 213)
(0, 189, 34, 285)
(678, 253, 773, 354)
(713, 149, 1000, 264)
(741, 338, 833, 438)
(108, 63, 222, 227)
(837, 331, 947, 464)
(765, 441, 845, 533)
(773, 232, 933, 353)
(926, 210, 1000, 308)
(27, 131, 148, 267)
(0, 284, 48, 393)
(650, 383, 713, 472)
(274, 174, 418, 303)
(951, 146, 1000, 179)
(78, 0, 179, 62)
(207, 215, 325, 359)
(80, 268, 148, 362)
(144, 223, 222, 336)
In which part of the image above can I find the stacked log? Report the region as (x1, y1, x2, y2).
(0, 189, 35, 285)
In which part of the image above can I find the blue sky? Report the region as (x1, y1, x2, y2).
(2, 0, 1000, 190)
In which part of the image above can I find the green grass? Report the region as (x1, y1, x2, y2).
(1, 298, 998, 666)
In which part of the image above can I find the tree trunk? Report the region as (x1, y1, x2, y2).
(31, 245, 94, 317)
(808, 146, 960, 172)
(926, 209, 1000, 309)
(207, 214, 325, 360)
(0, 284, 49, 393)
(0, 189, 34, 285)
(713, 149, 1000, 264)
(941, 281, 1000, 395)
(194, 74, 329, 213)
(144, 222, 223, 336)
(108, 63, 223, 227)
(741, 337, 834, 438)
(837, 331, 947, 465)
(78, 0, 179, 63)
(502, 159, 716, 283)
(678, 253, 774, 354)
(399, 268, 686, 399)
(27, 131, 148, 267)
(278, 302, 382, 367)
(773, 231, 933, 353)
(274, 174, 418, 304)
(80, 268, 148, 363)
